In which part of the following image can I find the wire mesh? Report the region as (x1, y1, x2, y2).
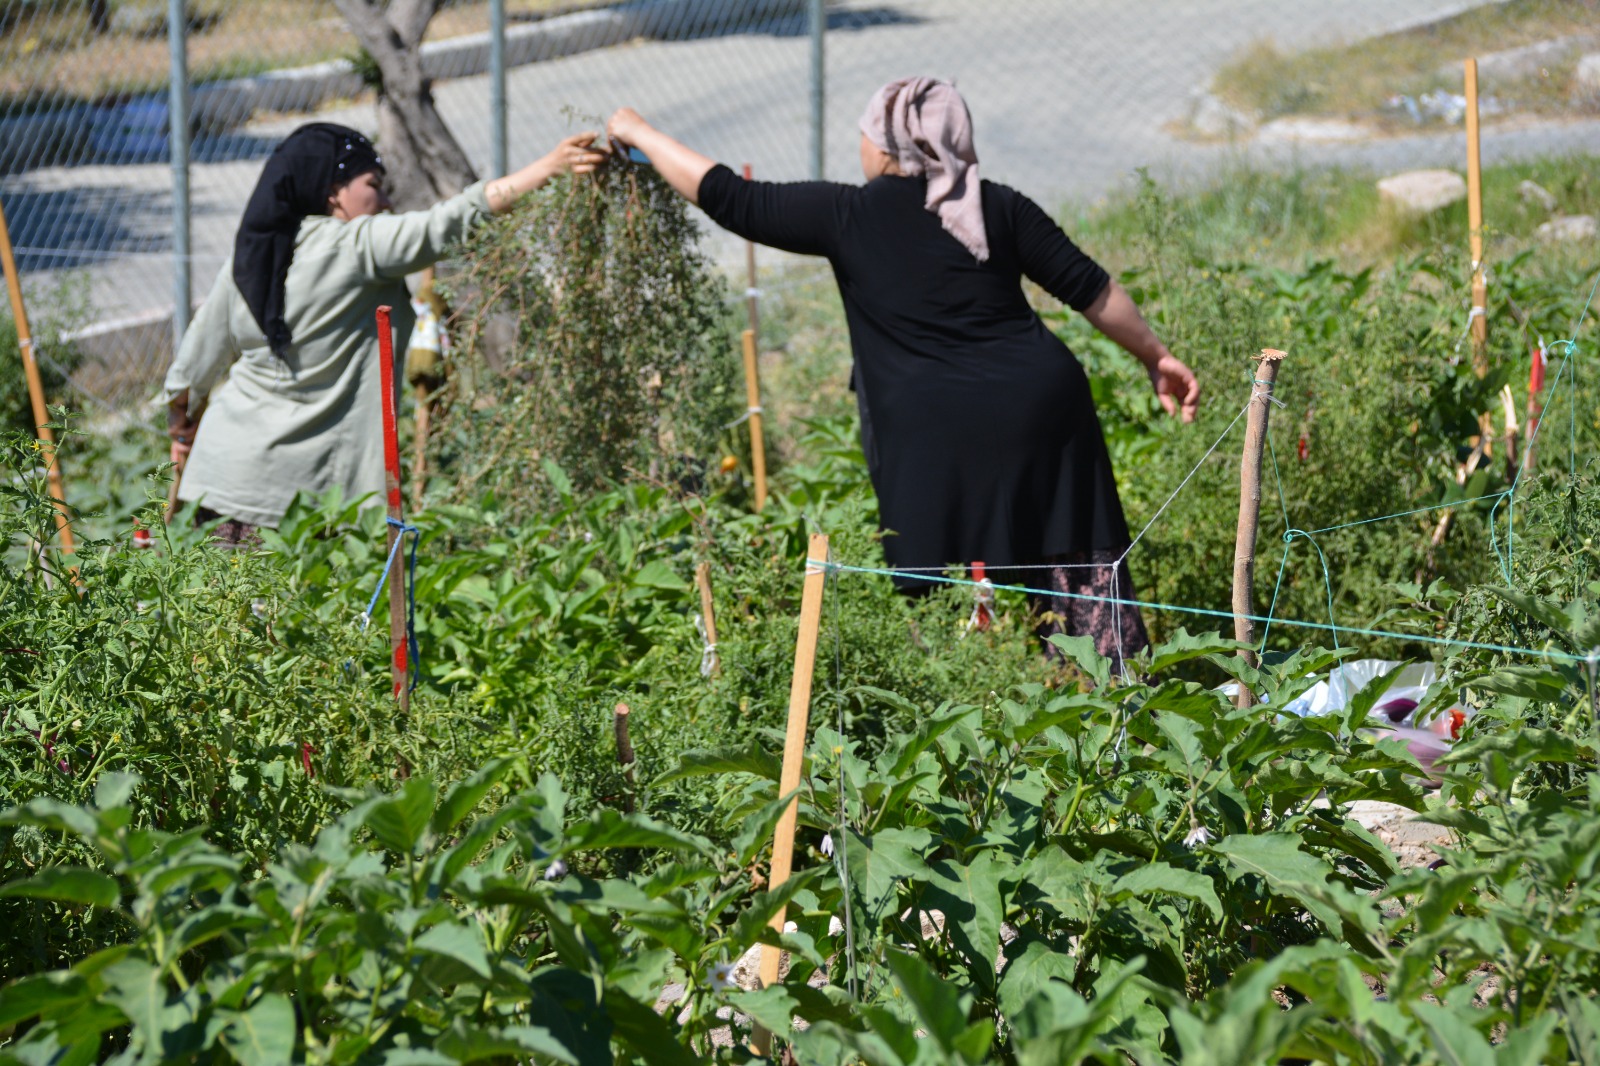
(0, 0, 1584, 415)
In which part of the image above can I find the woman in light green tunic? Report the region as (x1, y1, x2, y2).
(165, 122, 607, 539)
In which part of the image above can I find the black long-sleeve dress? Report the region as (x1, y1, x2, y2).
(699, 164, 1130, 585)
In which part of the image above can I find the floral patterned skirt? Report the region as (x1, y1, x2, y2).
(1024, 549, 1150, 674)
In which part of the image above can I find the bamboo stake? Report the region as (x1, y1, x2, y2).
(739, 164, 769, 513)
(375, 306, 410, 715)
(0, 199, 74, 555)
(1465, 57, 1488, 375)
(695, 561, 720, 678)
(741, 328, 768, 512)
(1232, 349, 1286, 709)
(614, 702, 636, 814)
(751, 533, 829, 1057)
(411, 383, 432, 512)
(743, 164, 760, 335)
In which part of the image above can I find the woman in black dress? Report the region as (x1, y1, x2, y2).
(606, 78, 1198, 670)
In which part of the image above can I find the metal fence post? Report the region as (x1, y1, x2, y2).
(809, 0, 824, 180)
(168, 0, 191, 348)
(490, 0, 508, 179)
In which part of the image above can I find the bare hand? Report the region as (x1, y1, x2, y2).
(170, 439, 191, 467)
(1147, 352, 1200, 423)
(545, 132, 609, 176)
(606, 108, 650, 150)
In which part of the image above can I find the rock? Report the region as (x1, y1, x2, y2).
(1537, 214, 1597, 242)
(110, 3, 166, 37)
(1442, 34, 1596, 83)
(1376, 169, 1467, 215)
(1257, 117, 1373, 144)
(1188, 91, 1257, 139)
(1518, 179, 1559, 213)
(1575, 53, 1600, 109)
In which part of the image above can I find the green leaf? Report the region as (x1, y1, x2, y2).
(1474, 666, 1568, 701)
(883, 948, 991, 1063)
(364, 777, 439, 854)
(1145, 629, 1249, 675)
(653, 739, 779, 785)
(1213, 833, 1379, 949)
(1109, 861, 1223, 922)
(998, 936, 1077, 1022)
(0, 867, 119, 909)
(435, 1021, 581, 1065)
(414, 921, 492, 980)
(1047, 634, 1110, 688)
(922, 850, 1013, 992)
(561, 810, 710, 854)
(431, 758, 511, 837)
(220, 994, 295, 1066)
(93, 773, 140, 811)
(1483, 587, 1574, 646)
(629, 559, 688, 590)
(605, 991, 701, 1066)
(843, 827, 932, 932)
(0, 972, 92, 1028)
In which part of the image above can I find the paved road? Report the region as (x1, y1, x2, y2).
(4, 0, 1598, 365)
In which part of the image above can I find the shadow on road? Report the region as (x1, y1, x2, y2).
(3, 184, 170, 274)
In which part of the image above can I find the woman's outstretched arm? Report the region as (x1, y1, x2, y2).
(484, 132, 610, 212)
(1081, 280, 1200, 424)
(606, 109, 717, 204)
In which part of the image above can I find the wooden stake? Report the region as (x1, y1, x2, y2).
(375, 306, 410, 715)
(1465, 57, 1488, 375)
(695, 561, 720, 677)
(741, 328, 768, 512)
(743, 164, 760, 336)
(0, 199, 74, 555)
(1232, 349, 1286, 708)
(614, 702, 636, 814)
(751, 533, 829, 1057)
(411, 383, 432, 512)
(739, 165, 769, 513)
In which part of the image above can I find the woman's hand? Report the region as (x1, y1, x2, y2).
(542, 132, 609, 177)
(602, 108, 717, 205)
(1146, 352, 1200, 424)
(605, 108, 651, 150)
(486, 133, 609, 212)
(168, 392, 199, 467)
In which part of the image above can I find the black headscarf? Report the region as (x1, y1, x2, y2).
(232, 122, 384, 356)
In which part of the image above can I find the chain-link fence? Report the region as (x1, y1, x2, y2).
(3, 0, 1594, 414)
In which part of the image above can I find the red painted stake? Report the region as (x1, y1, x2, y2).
(375, 306, 409, 712)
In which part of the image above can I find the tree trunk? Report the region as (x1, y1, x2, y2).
(333, 0, 478, 211)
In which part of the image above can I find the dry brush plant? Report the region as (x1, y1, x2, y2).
(430, 158, 739, 521)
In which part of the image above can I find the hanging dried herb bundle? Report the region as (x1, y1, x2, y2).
(431, 160, 737, 515)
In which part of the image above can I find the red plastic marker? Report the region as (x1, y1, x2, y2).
(375, 306, 408, 704)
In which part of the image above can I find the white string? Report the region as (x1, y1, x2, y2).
(963, 577, 995, 636)
(723, 405, 763, 429)
(694, 612, 718, 678)
(1117, 397, 1253, 564)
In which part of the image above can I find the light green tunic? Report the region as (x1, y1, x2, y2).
(164, 182, 491, 528)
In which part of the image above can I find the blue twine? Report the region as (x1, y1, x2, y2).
(812, 558, 1591, 665)
(362, 516, 422, 691)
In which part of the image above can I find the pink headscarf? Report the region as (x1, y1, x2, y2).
(858, 76, 989, 262)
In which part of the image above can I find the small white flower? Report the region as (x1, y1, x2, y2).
(819, 833, 834, 858)
(1183, 823, 1212, 849)
(706, 959, 736, 993)
(543, 859, 568, 881)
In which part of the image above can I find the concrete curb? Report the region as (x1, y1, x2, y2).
(4, 0, 807, 169)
